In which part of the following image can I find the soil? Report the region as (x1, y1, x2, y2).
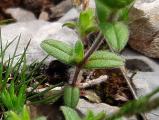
(89, 69, 133, 106)
(0, 0, 68, 21)
(45, 60, 133, 106)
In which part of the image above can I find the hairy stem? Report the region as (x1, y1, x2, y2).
(71, 32, 103, 86)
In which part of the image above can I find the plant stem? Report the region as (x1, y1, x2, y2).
(71, 32, 103, 86)
(105, 34, 148, 120)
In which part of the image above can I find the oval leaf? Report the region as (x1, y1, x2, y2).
(64, 86, 80, 108)
(84, 51, 124, 69)
(78, 9, 97, 37)
(41, 40, 73, 64)
(72, 40, 84, 64)
(99, 0, 134, 9)
(95, 0, 111, 23)
(61, 106, 81, 120)
(100, 22, 129, 52)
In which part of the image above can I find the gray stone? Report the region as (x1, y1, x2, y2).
(58, 8, 79, 22)
(5, 8, 36, 22)
(132, 72, 159, 120)
(122, 48, 159, 72)
(129, 0, 159, 58)
(58, 0, 95, 22)
(124, 48, 159, 119)
(77, 99, 136, 120)
(122, 48, 159, 119)
(1, 20, 78, 64)
(132, 72, 159, 96)
(77, 99, 119, 115)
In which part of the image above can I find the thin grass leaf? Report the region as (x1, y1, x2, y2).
(3, 35, 21, 87)
(22, 106, 30, 120)
(27, 82, 63, 100)
(7, 111, 21, 120)
(13, 40, 31, 84)
(32, 93, 62, 104)
(2, 89, 14, 110)
(17, 85, 26, 110)
(9, 81, 17, 107)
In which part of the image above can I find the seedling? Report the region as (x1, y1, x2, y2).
(41, 0, 134, 109)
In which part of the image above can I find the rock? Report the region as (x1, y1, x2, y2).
(122, 48, 159, 72)
(77, 99, 119, 115)
(132, 72, 159, 96)
(48, 0, 72, 21)
(132, 72, 159, 120)
(58, 0, 96, 22)
(129, 0, 159, 58)
(5, 8, 36, 22)
(1, 20, 78, 64)
(122, 49, 159, 119)
(58, 8, 79, 22)
(77, 99, 136, 120)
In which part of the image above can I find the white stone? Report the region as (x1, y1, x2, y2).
(0, 20, 78, 64)
(77, 99, 136, 120)
(58, 8, 79, 22)
(5, 8, 37, 22)
(77, 99, 119, 115)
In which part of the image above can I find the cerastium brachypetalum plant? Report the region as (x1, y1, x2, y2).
(41, 0, 159, 119)
(41, 0, 132, 109)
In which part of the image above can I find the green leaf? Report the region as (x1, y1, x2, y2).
(99, 0, 134, 9)
(34, 116, 46, 120)
(7, 111, 21, 120)
(95, 0, 111, 23)
(72, 40, 84, 63)
(118, 7, 130, 22)
(63, 22, 76, 29)
(99, 22, 129, 52)
(17, 85, 26, 110)
(84, 51, 124, 69)
(63, 86, 80, 108)
(94, 112, 106, 120)
(41, 40, 73, 64)
(78, 9, 97, 37)
(61, 106, 81, 120)
(22, 106, 30, 120)
(84, 111, 95, 120)
(84, 111, 106, 120)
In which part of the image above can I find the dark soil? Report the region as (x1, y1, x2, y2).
(45, 60, 134, 106)
(89, 69, 133, 106)
(0, 0, 67, 21)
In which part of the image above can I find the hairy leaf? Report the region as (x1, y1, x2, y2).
(99, 22, 129, 52)
(63, 22, 76, 29)
(72, 40, 84, 63)
(41, 40, 73, 64)
(63, 86, 80, 108)
(78, 9, 97, 37)
(99, 0, 134, 9)
(84, 111, 106, 120)
(84, 51, 124, 69)
(95, 0, 111, 23)
(61, 106, 81, 120)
